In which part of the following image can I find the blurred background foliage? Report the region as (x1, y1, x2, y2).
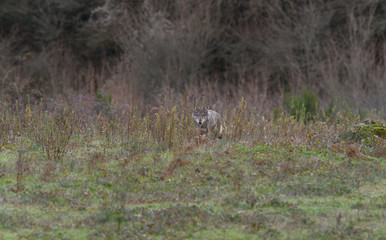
(0, 0, 385, 112)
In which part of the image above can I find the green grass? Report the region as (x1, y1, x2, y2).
(0, 138, 385, 239)
(0, 100, 385, 239)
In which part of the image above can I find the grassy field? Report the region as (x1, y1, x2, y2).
(0, 100, 385, 239)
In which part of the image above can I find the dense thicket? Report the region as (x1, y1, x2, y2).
(0, 0, 385, 109)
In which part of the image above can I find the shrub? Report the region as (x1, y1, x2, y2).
(341, 119, 386, 143)
(284, 89, 318, 123)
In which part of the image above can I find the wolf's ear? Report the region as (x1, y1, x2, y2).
(193, 106, 197, 111)
(205, 106, 209, 110)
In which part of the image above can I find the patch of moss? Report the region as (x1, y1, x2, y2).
(341, 119, 386, 142)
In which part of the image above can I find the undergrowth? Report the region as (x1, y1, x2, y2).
(0, 97, 384, 239)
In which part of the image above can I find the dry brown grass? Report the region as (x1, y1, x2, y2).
(374, 140, 386, 158)
(163, 157, 189, 177)
(345, 143, 362, 158)
(0, 94, 384, 168)
(0, 93, 384, 239)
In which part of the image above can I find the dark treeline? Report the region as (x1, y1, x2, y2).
(0, 0, 385, 110)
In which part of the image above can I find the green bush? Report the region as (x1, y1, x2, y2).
(284, 89, 318, 123)
(95, 89, 112, 115)
(341, 119, 386, 142)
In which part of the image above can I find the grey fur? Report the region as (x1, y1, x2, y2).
(192, 107, 223, 139)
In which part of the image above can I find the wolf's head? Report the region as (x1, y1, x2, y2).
(192, 106, 209, 126)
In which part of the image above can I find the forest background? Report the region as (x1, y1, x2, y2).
(0, 0, 385, 112)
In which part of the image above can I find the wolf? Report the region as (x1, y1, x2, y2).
(192, 106, 223, 139)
